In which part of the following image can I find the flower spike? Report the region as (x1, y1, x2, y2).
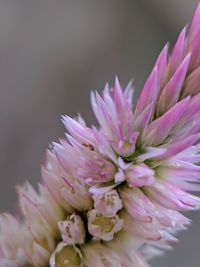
(1, 2, 200, 267)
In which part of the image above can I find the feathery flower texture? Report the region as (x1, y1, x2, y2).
(2, 3, 200, 267)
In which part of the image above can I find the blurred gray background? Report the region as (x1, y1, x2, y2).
(0, 0, 199, 266)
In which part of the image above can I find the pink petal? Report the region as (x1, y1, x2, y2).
(145, 97, 190, 146)
(154, 43, 169, 88)
(157, 133, 200, 160)
(62, 115, 95, 146)
(188, 31, 200, 71)
(157, 53, 191, 115)
(188, 2, 200, 44)
(182, 65, 200, 96)
(168, 27, 187, 76)
(134, 104, 153, 133)
(119, 187, 155, 223)
(134, 67, 158, 118)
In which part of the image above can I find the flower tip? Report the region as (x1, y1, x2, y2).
(115, 75, 121, 87)
(189, 1, 200, 42)
(185, 52, 192, 63)
(53, 141, 64, 150)
(60, 114, 69, 126)
(194, 1, 200, 21)
(61, 115, 75, 129)
(160, 42, 169, 58)
(52, 142, 66, 160)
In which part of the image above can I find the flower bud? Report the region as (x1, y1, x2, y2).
(126, 163, 156, 187)
(87, 209, 123, 241)
(77, 154, 116, 185)
(58, 214, 85, 245)
(119, 186, 155, 223)
(93, 190, 123, 217)
(112, 132, 138, 157)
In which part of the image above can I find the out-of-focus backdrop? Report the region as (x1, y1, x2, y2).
(0, 0, 199, 266)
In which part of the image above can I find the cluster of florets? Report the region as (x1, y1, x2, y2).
(1, 2, 200, 267)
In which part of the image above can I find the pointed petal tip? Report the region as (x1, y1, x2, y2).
(115, 75, 120, 86)
(161, 42, 169, 57)
(61, 114, 67, 122)
(52, 142, 64, 154)
(160, 42, 169, 53)
(114, 75, 123, 93)
(194, 1, 200, 20)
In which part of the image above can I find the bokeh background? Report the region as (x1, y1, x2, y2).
(0, 0, 199, 266)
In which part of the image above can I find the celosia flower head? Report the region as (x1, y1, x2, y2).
(1, 2, 200, 267)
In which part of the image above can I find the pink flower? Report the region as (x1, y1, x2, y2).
(92, 189, 123, 217)
(58, 214, 85, 245)
(91, 80, 139, 157)
(2, 2, 200, 267)
(54, 137, 116, 186)
(87, 209, 123, 241)
(119, 186, 155, 223)
(125, 163, 156, 187)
